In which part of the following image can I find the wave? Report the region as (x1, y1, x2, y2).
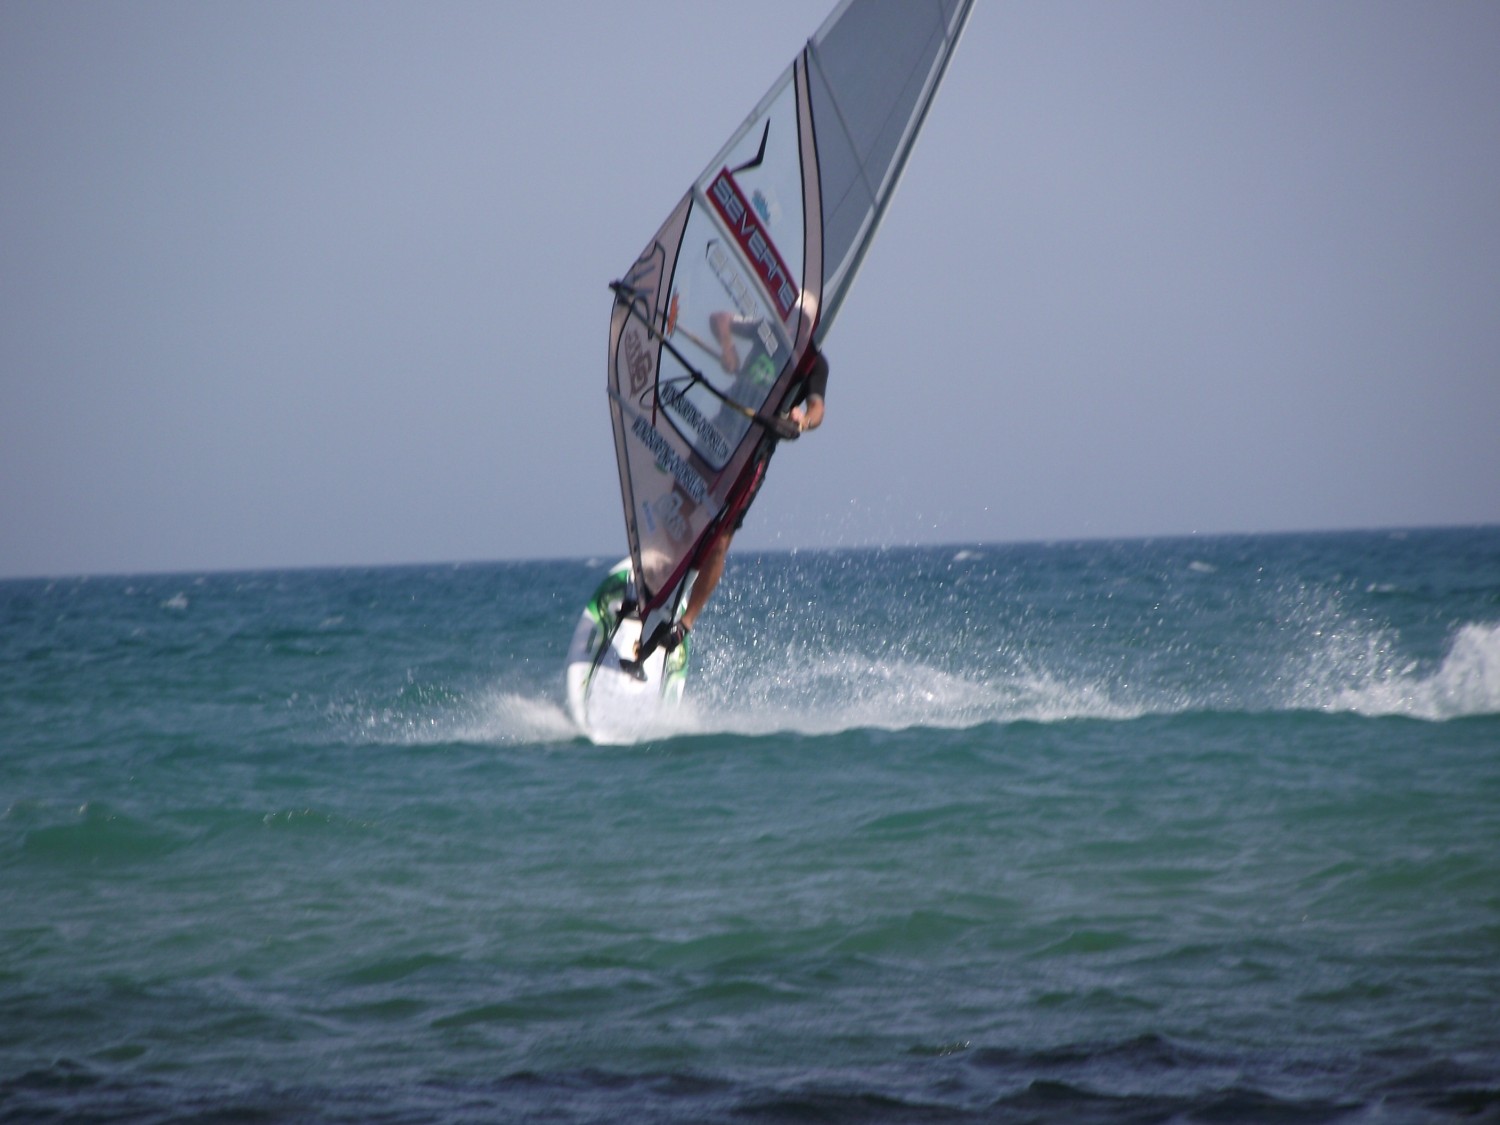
(677, 650, 1144, 738)
(340, 617, 1500, 748)
(344, 687, 580, 747)
(676, 616, 1500, 736)
(7, 1050, 1488, 1125)
(1306, 621, 1500, 721)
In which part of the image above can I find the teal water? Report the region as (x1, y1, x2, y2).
(3, 528, 1498, 1122)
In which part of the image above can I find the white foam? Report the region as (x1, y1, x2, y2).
(341, 618, 1500, 750)
(670, 643, 1145, 739)
(453, 690, 582, 744)
(1317, 621, 1500, 720)
(344, 689, 581, 747)
(671, 616, 1500, 738)
(635, 617, 1500, 738)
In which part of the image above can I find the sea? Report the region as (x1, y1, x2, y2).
(3, 526, 1498, 1123)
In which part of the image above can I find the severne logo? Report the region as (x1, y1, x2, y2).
(708, 169, 798, 320)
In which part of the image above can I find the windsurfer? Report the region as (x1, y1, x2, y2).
(654, 310, 828, 653)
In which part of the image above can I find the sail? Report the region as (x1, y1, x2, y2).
(606, 0, 974, 621)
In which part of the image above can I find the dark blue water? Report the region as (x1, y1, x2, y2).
(3, 528, 1498, 1122)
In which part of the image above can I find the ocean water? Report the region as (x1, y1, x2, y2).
(3, 527, 1498, 1123)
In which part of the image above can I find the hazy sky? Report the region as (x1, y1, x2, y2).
(4, 1, 1498, 579)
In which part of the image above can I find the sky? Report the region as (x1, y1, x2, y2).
(3, 1, 1498, 579)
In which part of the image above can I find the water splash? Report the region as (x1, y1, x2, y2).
(452, 690, 581, 744)
(672, 640, 1147, 738)
(672, 615, 1500, 738)
(339, 687, 580, 747)
(1314, 622, 1500, 720)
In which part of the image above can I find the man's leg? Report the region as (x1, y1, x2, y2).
(625, 525, 733, 675)
(681, 526, 733, 632)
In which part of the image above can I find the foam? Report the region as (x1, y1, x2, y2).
(343, 618, 1500, 749)
(342, 688, 580, 747)
(670, 617, 1500, 738)
(672, 644, 1146, 738)
(1316, 621, 1500, 720)
(454, 690, 582, 744)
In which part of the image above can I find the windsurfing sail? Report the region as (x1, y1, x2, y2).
(606, 0, 975, 633)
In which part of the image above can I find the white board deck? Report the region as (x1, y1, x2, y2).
(565, 560, 689, 744)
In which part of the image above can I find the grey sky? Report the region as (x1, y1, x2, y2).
(3, 1, 1497, 579)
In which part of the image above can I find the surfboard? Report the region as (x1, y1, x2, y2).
(565, 559, 691, 743)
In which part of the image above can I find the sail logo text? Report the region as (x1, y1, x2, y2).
(659, 380, 732, 464)
(631, 415, 707, 505)
(708, 169, 798, 320)
(622, 326, 653, 395)
(706, 241, 761, 322)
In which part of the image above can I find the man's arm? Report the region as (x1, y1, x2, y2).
(790, 350, 828, 433)
(790, 394, 824, 434)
